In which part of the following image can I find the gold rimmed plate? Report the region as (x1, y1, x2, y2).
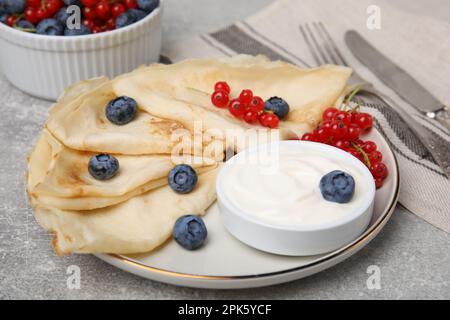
(95, 127, 399, 289)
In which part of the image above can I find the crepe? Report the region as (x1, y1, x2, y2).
(112, 55, 352, 140)
(46, 80, 187, 155)
(27, 54, 352, 256)
(27, 129, 216, 210)
(33, 168, 219, 255)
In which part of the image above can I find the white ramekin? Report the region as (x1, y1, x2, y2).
(0, 2, 163, 101)
(217, 141, 376, 256)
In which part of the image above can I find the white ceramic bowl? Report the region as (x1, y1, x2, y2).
(217, 141, 376, 256)
(0, 2, 163, 101)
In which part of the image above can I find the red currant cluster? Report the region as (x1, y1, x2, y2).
(81, 0, 138, 33)
(211, 82, 280, 128)
(6, 0, 63, 26)
(301, 107, 388, 188)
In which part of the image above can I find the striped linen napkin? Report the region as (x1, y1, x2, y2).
(162, 0, 450, 233)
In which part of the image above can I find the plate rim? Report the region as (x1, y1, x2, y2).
(99, 129, 400, 282)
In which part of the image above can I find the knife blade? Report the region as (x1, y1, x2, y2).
(345, 30, 450, 130)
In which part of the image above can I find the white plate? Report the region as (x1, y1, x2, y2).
(96, 128, 399, 289)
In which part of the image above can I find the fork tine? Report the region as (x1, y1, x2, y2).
(304, 23, 330, 65)
(312, 22, 339, 65)
(317, 22, 349, 66)
(299, 25, 323, 66)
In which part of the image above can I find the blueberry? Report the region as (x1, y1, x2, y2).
(64, 24, 91, 36)
(137, 0, 159, 13)
(168, 164, 198, 194)
(105, 96, 138, 125)
(264, 96, 290, 119)
(16, 19, 34, 30)
(36, 19, 64, 36)
(0, 12, 9, 24)
(319, 170, 355, 203)
(88, 154, 119, 181)
(128, 9, 148, 21)
(0, 0, 25, 14)
(115, 11, 137, 29)
(54, 7, 70, 26)
(173, 215, 207, 250)
(63, 0, 81, 5)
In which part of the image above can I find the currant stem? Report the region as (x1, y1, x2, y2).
(351, 142, 371, 168)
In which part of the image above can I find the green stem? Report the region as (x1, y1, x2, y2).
(343, 85, 363, 105)
(351, 142, 371, 168)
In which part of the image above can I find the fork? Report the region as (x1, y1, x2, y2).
(299, 22, 450, 178)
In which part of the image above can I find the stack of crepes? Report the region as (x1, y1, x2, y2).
(26, 55, 352, 255)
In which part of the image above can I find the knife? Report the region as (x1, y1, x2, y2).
(345, 30, 450, 131)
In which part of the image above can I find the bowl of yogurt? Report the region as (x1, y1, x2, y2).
(216, 141, 376, 256)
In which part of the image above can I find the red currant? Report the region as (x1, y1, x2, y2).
(6, 15, 18, 27)
(330, 121, 348, 140)
(124, 0, 138, 9)
(314, 127, 330, 143)
(320, 121, 333, 131)
(370, 162, 388, 178)
(95, 1, 111, 19)
(369, 150, 383, 164)
(322, 107, 339, 122)
(362, 141, 377, 153)
(333, 111, 352, 126)
(228, 99, 245, 118)
(259, 112, 270, 126)
(354, 138, 364, 146)
(248, 96, 264, 113)
(214, 81, 230, 94)
(301, 133, 316, 142)
(82, 19, 95, 30)
(346, 123, 361, 141)
(238, 89, 253, 106)
(243, 111, 259, 124)
(27, 0, 41, 8)
(105, 17, 115, 30)
(81, 0, 98, 6)
(25, 7, 39, 24)
(92, 25, 103, 33)
(354, 112, 373, 131)
(111, 3, 126, 18)
(334, 140, 350, 150)
(45, 0, 64, 16)
(83, 6, 97, 19)
(374, 178, 384, 189)
(36, 8, 48, 21)
(265, 114, 279, 128)
(211, 90, 229, 108)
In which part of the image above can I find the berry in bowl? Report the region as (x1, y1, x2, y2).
(216, 140, 376, 256)
(0, 0, 162, 100)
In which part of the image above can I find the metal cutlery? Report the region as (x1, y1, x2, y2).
(299, 22, 450, 178)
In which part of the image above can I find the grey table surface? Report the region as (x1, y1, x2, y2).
(1, 0, 449, 300)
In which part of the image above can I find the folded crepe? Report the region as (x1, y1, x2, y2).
(46, 80, 187, 155)
(33, 168, 219, 255)
(112, 55, 352, 140)
(27, 129, 217, 211)
(27, 54, 352, 256)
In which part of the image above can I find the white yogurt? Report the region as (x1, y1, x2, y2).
(221, 143, 373, 227)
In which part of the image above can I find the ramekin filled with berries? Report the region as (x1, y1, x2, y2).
(0, 0, 162, 100)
